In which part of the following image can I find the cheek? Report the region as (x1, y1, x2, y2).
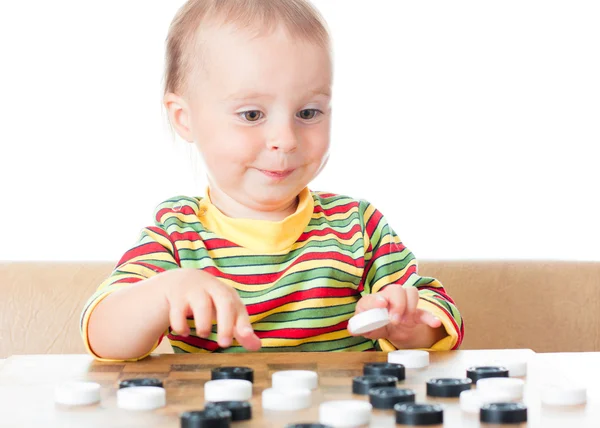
(303, 126, 331, 161)
(221, 128, 264, 165)
(196, 122, 263, 172)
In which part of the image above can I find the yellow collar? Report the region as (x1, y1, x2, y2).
(197, 188, 314, 253)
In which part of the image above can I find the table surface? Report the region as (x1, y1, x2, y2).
(0, 349, 598, 428)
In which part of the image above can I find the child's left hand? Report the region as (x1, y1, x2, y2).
(350, 284, 445, 348)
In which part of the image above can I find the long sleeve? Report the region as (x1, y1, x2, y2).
(359, 201, 464, 351)
(79, 225, 180, 360)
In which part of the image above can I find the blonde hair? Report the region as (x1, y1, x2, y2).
(163, 0, 330, 97)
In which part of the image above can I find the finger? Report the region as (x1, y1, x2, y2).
(189, 290, 214, 339)
(355, 293, 388, 314)
(415, 309, 442, 328)
(234, 310, 261, 351)
(212, 290, 236, 348)
(349, 294, 388, 337)
(402, 286, 419, 323)
(169, 298, 190, 337)
(384, 286, 407, 325)
(360, 326, 387, 340)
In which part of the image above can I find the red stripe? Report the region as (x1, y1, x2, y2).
(147, 226, 180, 266)
(132, 261, 166, 273)
(203, 238, 240, 251)
(365, 208, 383, 237)
(374, 265, 418, 291)
(147, 226, 172, 239)
(364, 240, 407, 275)
(204, 251, 361, 285)
(424, 293, 462, 347)
(455, 321, 465, 349)
(246, 287, 357, 316)
(117, 242, 164, 264)
(117, 242, 172, 267)
(313, 200, 358, 216)
(360, 240, 374, 293)
(155, 208, 170, 222)
(119, 226, 180, 266)
(171, 231, 204, 243)
(416, 286, 456, 305)
(317, 192, 336, 198)
(397, 265, 417, 286)
(113, 277, 144, 284)
(423, 301, 462, 350)
(255, 320, 349, 339)
(168, 333, 220, 352)
(155, 205, 196, 222)
(297, 223, 361, 244)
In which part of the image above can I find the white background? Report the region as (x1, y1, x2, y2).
(0, 1, 598, 261)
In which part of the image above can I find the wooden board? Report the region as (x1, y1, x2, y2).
(0, 350, 598, 427)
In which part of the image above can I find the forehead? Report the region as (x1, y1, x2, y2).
(188, 21, 332, 98)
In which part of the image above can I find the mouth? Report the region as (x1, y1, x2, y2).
(257, 168, 295, 179)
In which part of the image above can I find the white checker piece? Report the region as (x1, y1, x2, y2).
(272, 370, 319, 390)
(388, 350, 430, 369)
(348, 308, 390, 335)
(54, 381, 101, 406)
(117, 386, 166, 411)
(319, 400, 372, 427)
(262, 387, 311, 411)
(204, 379, 252, 402)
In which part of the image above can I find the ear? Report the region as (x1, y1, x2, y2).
(163, 92, 194, 143)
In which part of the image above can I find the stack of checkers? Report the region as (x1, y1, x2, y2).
(117, 378, 166, 411)
(182, 366, 255, 427)
(360, 359, 447, 427)
(460, 365, 528, 424)
(262, 369, 318, 411)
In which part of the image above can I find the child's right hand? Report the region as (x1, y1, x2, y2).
(162, 269, 261, 351)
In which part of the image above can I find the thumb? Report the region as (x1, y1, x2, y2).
(355, 293, 388, 314)
(415, 309, 442, 329)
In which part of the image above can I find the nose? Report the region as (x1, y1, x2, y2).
(266, 119, 298, 153)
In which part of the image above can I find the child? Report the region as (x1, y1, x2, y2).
(81, 0, 463, 361)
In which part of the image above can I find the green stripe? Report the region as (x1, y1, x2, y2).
(260, 303, 357, 322)
(163, 217, 204, 230)
(254, 312, 353, 330)
(365, 249, 412, 287)
(178, 238, 365, 268)
(157, 196, 200, 210)
(239, 268, 361, 301)
(308, 214, 358, 228)
(314, 194, 355, 209)
(179, 241, 364, 272)
(81, 190, 463, 356)
(216, 336, 373, 353)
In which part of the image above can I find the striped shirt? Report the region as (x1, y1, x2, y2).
(80, 188, 463, 360)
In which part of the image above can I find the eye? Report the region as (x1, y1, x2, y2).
(297, 109, 321, 120)
(241, 110, 263, 122)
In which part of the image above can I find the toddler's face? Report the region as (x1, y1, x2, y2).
(176, 23, 332, 214)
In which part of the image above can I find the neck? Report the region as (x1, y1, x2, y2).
(207, 186, 299, 221)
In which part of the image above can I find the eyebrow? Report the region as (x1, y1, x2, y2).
(225, 87, 332, 101)
(309, 87, 332, 97)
